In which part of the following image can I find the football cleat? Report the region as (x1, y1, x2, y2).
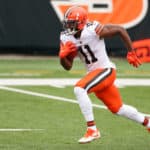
(78, 128, 100, 144)
(146, 117, 150, 132)
(143, 116, 150, 132)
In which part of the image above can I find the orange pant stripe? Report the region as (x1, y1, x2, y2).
(75, 68, 123, 113)
(75, 68, 113, 92)
(85, 68, 112, 92)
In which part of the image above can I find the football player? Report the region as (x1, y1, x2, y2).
(59, 5, 150, 144)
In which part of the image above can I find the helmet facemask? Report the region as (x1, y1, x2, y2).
(63, 19, 80, 35)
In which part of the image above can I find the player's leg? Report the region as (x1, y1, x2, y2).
(74, 86, 100, 144)
(74, 68, 114, 143)
(117, 105, 150, 131)
(74, 86, 95, 128)
(95, 84, 123, 113)
(95, 84, 150, 130)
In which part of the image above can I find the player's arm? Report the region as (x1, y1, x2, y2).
(95, 24, 141, 67)
(59, 41, 77, 70)
(96, 24, 133, 50)
(60, 57, 73, 70)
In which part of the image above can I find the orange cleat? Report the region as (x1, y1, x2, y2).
(143, 116, 150, 132)
(78, 128, 100, 144)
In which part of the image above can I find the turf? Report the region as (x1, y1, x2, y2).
(0, 57, 150, 78)
(0, 56, 150, 150)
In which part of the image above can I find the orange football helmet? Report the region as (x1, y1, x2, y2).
(63, 6, 88, 35)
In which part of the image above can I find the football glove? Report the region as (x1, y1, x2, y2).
(127, 51, 141, 67)
(59, 41, 77, 59)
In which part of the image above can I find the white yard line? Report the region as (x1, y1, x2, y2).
(0, 86, 107, 110)
(0, 78, 149, 132)
(0, 85, 150, 117)
(0, 78, 150, 87)
(0, 78, 149, 116)
(0, 129, 44, 132)
(0, 85, 106, 132)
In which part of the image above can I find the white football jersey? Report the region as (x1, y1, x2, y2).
(60, 21, 116, 72)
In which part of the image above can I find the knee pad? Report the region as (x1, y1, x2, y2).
(109, 104, 122, 114)
(74, 86, 85, 96)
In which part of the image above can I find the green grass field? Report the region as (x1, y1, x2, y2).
(0, 56, 150, 150)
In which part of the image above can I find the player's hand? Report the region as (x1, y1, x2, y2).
(127, 50, 142, 67)
(59, 41, 77, 58)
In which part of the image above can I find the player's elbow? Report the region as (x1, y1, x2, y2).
(62, 65, 72, 71)
(60, 58, 72, 71)
(117, 26, 127, 36)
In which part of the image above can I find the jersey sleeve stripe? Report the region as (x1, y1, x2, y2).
(95, 24, 104, 35)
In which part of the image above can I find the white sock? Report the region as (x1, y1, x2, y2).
(147, 121, 150, 128)
(88, 126, 97, 130)
(117, 104, 145, 124)
(74, 87, 94, 122)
